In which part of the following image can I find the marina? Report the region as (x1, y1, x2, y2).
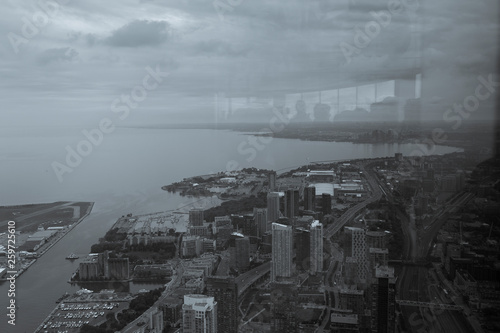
(35, 289, 132, 333)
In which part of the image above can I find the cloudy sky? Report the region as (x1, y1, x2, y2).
(0, 0, 498, 127)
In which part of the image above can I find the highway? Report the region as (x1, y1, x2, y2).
(364, 161, 476, 333)
(427, 285, 470, 333)
(317, 240, 342, 332)
(396, 190, 475, 332)
(121, 260, 184, 333)
(324, 162, 382, 238)
(235, 261, 271, 296)
(417, 191, 475, 258)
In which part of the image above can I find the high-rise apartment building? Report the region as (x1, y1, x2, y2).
(271, 282, 298, 333)
(228, 233, 250, 272)
(206, 276, 239, 333)
(371, 266, 396, 333)
(350, 227, 368, 283)
(322, 193, 332, 215)
(272, 223, 293, 281)
(285, 189, 299, 218)
(310, 220, 323, 274)
(268, 171, 277, 191)
(253, 208, 268, 238)
(339, 289, 365, 316)
(295, 228, 310, 271)
(189, 208, 204, 227)
(304, 186, 316, 211)
(182, 295, 217, 333)
(234, 236, 250, 272)
(267, 192, 281, 223)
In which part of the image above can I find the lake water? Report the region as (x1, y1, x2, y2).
(0, 126, 461, 332)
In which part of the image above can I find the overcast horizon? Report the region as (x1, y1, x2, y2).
(0, 0, 498, 128)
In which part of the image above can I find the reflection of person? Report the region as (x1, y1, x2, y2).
(291, 100, 311, 122)
(314, 103, 331, 122)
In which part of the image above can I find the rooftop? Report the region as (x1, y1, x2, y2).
(183, 294, 216, 310)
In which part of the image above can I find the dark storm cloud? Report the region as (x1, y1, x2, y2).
(105, 20, 171, 47)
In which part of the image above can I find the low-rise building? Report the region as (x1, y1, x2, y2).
(454, 269, 478, 299)
(185, 278, 205, 294)
(160, 297, 182, 327)
(330, 313, 359, 332)
(181, 236, 203, 258)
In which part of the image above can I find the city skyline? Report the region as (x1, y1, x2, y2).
(0, 0, 499, 332)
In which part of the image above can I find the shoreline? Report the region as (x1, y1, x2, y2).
(0, 202, 95, 281)
(253, 132, 469, 151)
(36, 202, 95, 259)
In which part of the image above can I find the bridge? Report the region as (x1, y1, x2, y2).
(388, 259, 431, 267)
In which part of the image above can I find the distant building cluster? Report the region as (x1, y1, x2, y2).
(53, 149, 500, 332)
(442, 239, 500, 308)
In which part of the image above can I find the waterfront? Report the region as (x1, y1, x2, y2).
(0, 127, 461, 332)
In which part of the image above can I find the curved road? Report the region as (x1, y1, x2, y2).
(324, 162, 382, 238)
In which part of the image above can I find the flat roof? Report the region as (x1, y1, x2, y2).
(331, 313, 358, 324)
(340, 289, 364, 295)
(312, 183, 334, 196)
(369, 248, 389, 254)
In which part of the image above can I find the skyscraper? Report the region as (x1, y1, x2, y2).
(268, 171, 277, 191)
(245, 215, 258, 238)
(235, 236, 250, 272)
(206, 276, 239, 333)
(271, 282, 298, 333)
(350, 227, 368, 283)
(272, 223, 293, 281)
(285, 189, 299, 218)
(371, 266, 396, 333)
(253, 207, 268, 238)
(239, 214, 257, 237)
(267, 192, 281, 223)
(229, 233, 250, 272)
(304, 186, 316, 211)
(310, 220, 323, 275)
(339, 289, 365, 316)
(295, 228, 310, 271)
(182, 295, 217, 333)
(189, 208, 204, 227)
(321, 193, 332, 215)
